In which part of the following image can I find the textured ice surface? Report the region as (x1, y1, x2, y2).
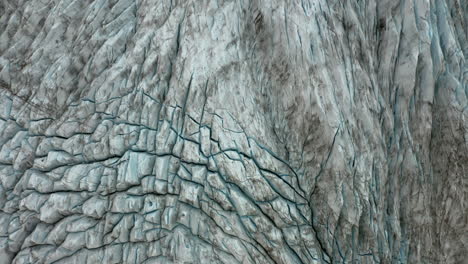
(0, 0, 466, 263)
